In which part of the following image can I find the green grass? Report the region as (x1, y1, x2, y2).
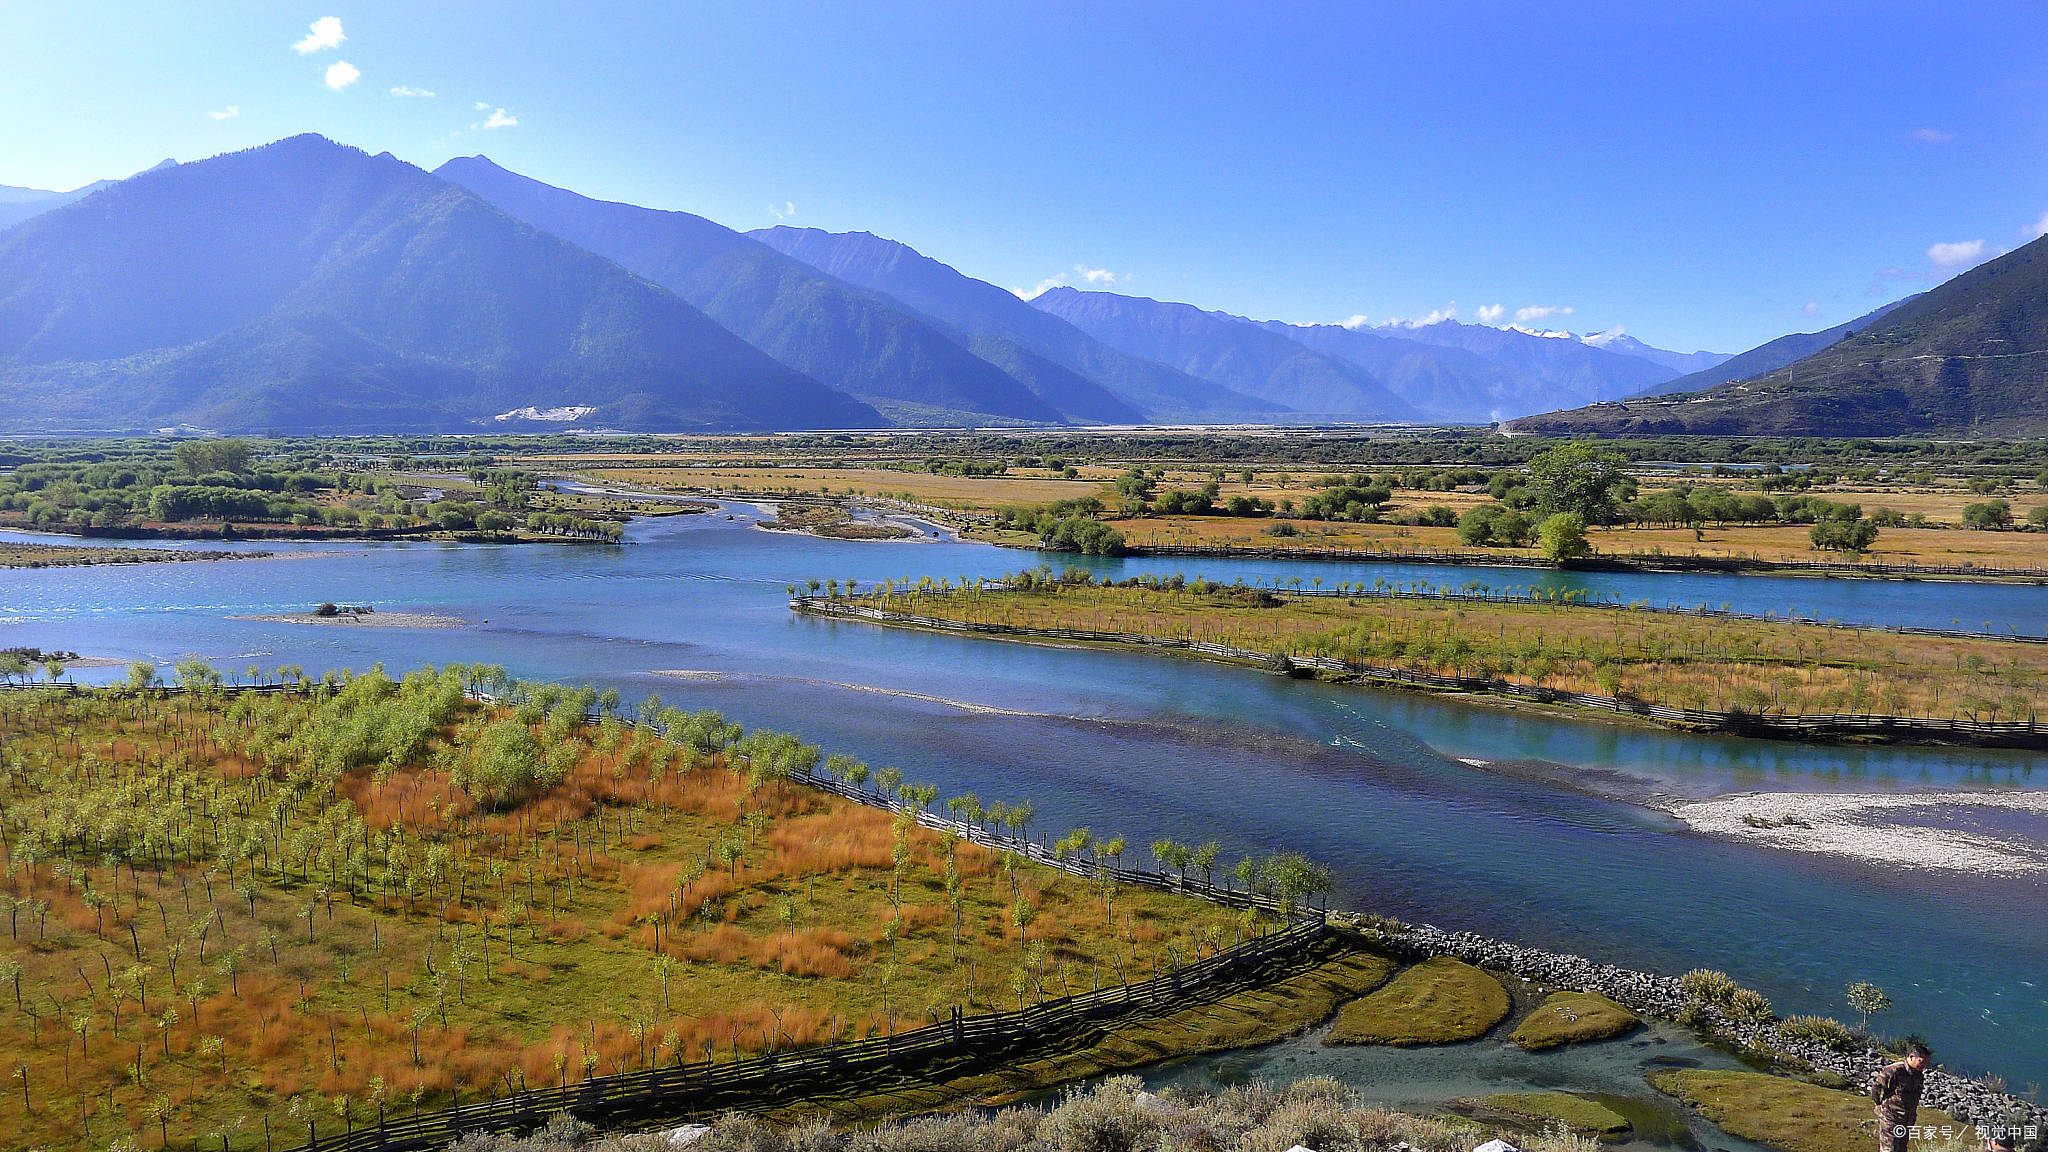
(1476, 1092, 1632, 1136)
(1648, 1070, 1969, 1152)
(796, 944, 1400, 1121)
(838, 576, 2048, 725)
(1508, 991, 1641, 1050)
(1323, 957, 1510, 1046)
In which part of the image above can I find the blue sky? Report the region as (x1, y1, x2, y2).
(4, 2, 2046, 353)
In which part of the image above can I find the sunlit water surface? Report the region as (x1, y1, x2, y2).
(2, 513, 2043, 1090)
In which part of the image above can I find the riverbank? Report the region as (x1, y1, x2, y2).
(0, 540, 266, 567)
(789, 583, 2048, 749)
(1369, 920, 2048, 1130)
(1120, 542, 2048, 584)
(1665, 790, 2048, 877)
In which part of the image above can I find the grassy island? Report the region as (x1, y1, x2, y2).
(0, 671, 1271, 1150)
(1648, 1070, 1968, 1152)
(1508, 991, 1641, 1050)
(1324, 957, 1510, 1046)
(0, 542, 262, 569)
(814, 572, 2048, 730)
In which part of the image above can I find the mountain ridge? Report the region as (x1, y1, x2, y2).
(0, 135, 879, 434)
(1626, 296, 1920, 399)
(1027, 287, 1417, 420)
(749, 226, 1282, 421)
(1503, 238, 2048, 436)
(436, 157, 1100, 425)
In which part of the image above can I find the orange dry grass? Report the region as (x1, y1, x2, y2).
(585, 464, 1109, 513)
(0, 689, 1249, 1152)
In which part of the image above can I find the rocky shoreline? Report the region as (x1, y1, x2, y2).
(1366, 919, 2048, 1128)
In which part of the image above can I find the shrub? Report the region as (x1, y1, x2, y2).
(1681, 968, 1739, 1006)
(1727, 986, 1776, 1026)
(1266, 520, 1299, 537)
(1456, 503, 1532, 547)
(1962, 500, 2013, 529)
(1538, 512, 1592, 561)
(1809, 517, 1878, 553)
(1778, 1015, 1857, 1052)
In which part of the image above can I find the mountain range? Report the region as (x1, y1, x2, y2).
(1620, 296, 1919, 399)
(0, 160, 176, 232)
(747, 226, 1279, 421)
(0, 136, 875, 433)
(43, 133, 2019, 436)
(1504, 238, 2048, 437)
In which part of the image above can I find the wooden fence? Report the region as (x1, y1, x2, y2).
(794, 597, 2048, 748)
(269, 913, 1324, 1151)
(226, 686, 1317, 1151)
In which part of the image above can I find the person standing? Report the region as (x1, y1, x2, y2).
(1872, 1043, 1931, 1152)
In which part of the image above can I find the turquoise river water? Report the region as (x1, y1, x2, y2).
(2, 510, 2043, 1113)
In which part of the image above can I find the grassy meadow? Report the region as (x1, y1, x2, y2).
(831, 576, 2048, 722)
(0, 670, 1261, 1150)
(556, 448, 2048, 570)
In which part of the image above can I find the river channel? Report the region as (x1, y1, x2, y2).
(2, 509, 2043, 1097)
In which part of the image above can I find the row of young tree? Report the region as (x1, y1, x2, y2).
(0, 664, 1322, 1148)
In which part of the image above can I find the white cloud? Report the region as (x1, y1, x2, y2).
(481, 107, 518, 129)
(389, 86, 435, 98)
(1387, 304, 1458, 328)
(475, 101, 492, 111)
(1473, 304, 1505, 324)
(293, 16, 345, 55)
(1803, 301, 1821, 317)
(1580, 326, 1627, 346)
(1909, 127, 1955, 144)
(769, 202, 795, 221)
(1338, 314, 1371, 329)
(1926, 239, 1989, 272)
(208, 105, 239, 121)
(1014, 264, 1120, 299)
(323, 60, 361, 91)
(1513, 304, 1574, 325)
(2029, 211, 2048, 240)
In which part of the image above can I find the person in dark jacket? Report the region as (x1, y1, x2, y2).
(1872, 1043, 1931, 1152)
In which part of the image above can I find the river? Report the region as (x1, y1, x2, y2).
(2, 511, 2044, 1094)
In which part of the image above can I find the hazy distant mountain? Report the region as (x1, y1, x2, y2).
(1370, 320, 1677, 410)
(1505, 238, 2048, 436)
(1029, 287, 1417, 420)
(1627, 296, 1919, 398)
(0, 136, 877, 434)
(1257, 321, 1534, 421)
(0, 160, 176, 232)
(438, 156, 1091, 425)
(1579, 330, 1728, 376)
(750, 227, 1278, 421)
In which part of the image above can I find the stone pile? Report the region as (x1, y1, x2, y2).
(1333, 917, 2048, 1128)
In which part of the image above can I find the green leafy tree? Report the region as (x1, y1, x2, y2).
(1962, 500, 2013, 529)
(1538, 512, 1592, 561)
(1846, 981, 1892, 1033)
(1527, 443, 1628, 524)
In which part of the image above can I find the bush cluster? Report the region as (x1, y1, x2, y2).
(450, 1076, 1557, 1152)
